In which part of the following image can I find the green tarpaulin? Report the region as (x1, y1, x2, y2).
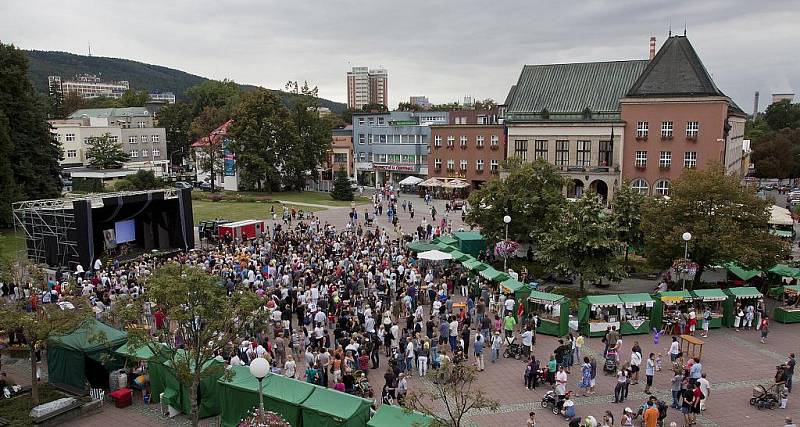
(691, 289, 728, 302)
(771, 229, 794, 238)
(367, 405, 434, 427)
(583, 295, 623, 306)
(769, 264, 800, 278)
(151, 354, 225, 419)
(453, 231, 486, 257)
(527, 290, 565, 304)
(500, 278, 523, 292)
(407, 242, 439, 253)
(723, 287, 764, 327)
(113, 342, 171, 361)
(578, 295, 624, 337)
(301, 386, 372, 427)
(449, 250, 470, 262)
(479, 267, 509, 282)
(618, 293, 655, 306)
(463, 260, 488, 271)
(219, 366, 316, 427)
(725, 263, 761, 281)
(435, 242, 456, 252)
(725, 287, 763, 299)
(774, 306, 800, 323)
(47, 319, 127, 391)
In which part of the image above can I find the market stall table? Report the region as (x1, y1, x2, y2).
(773, 284, 800, 323)
(690, 288, 729, 328)
(527, 290, 570, 336)
(723, 287, 764, 328)
(618, 293, 655, 335)
(679, 334, 704, 359)
(578, 295, 624, 337)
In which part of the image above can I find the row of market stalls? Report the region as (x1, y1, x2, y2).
(726, 262, 800, 324)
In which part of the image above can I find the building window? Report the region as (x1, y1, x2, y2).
(631, 179, 649, 195)
(684, 151, 697, 168)
(635, 151, 647, 167)
(141, 135, 149, 143)
(636, 121, 648, 139)
(476, 159, 484, 171)
(377, 117, 385, 126)
(66, 149, 77, 158)
(460, 160, 468, 171)
(83, 137, 90, 145)
(661, 121, 673, 138)
(141, 149, 149, 157)
(490, 159, 499, 172)
(129, 135, 137, 144)
(576, 140, 591, 166)
(434, 135, 441, 147)
(153, 149, 160, 157)
(447, 159, 455, 171)
(447, 136, 454, 147)
(460, 136, 468, 147)
(534, 140, 548, 160)
(401, 154, 414, 163)
(359, 152, 366, 162)
(555, 140, 569, 166)
(435, 158, 442, 169)
(387, 154, 400, 162)
(358, 134, 365, 144)
(376, 154, 387, 162)
(476, 135, 484, 147)
(598, 140, 612, 166)
(368, 134, 374, 144)
(490, 135, 499, 147)
(686, 121, 699, 139)
(137, 121, 145, 128)
(379, 134, 387, 143)
(659, 151, 672, 168)
(419, 155, 427, 164)
(358, 117, 365, 125)
(513, 140, 528, 160)
(368, 117, 374, 125)
(109, 136, 118, 143)
(130, 150, 139, 158)
(65, 133, 75, 142)
(655, 180, 671, 196)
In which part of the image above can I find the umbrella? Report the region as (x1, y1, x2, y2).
(417, 250, 453, 261)
(398, 176, 423, 186)
(443, 179, 470, 189)
(418, 178, 445, 187)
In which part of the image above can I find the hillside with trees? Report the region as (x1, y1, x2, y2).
(23, 50, 346, 113)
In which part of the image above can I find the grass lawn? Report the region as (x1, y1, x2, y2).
(0, 384, 72, 427)
(265, 191, 370, 207)
(0, 228, 24, 260)
(191, 200, 323, 223)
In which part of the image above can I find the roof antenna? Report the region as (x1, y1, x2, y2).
(668, 18, 672, 37)
(683, 18, 687, 36)
(88, 41, 92, 57)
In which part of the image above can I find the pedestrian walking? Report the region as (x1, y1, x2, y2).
(759, 314, 770, 343)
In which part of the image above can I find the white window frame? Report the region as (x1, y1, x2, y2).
(65, 133, 75, 142)
(490, 135, 499, 146)
(631, 179, 649, 195)
(130, 150, 139, 158)
(129, 135, 137, 144)
(460, 136, 468, 147)
(141, 135, 149, 143)
(152, 149, 161, 157)
(661, 121, 673, 138)
(359, 152, 366, 162)
(659, 151, 672, 168)
(655, 180, 671, 196)
(447, 136, 454, 147)
(636, 121, 648, 139)
(490, 159, 499, 171)
(358, 117, 365, 125)
(434, 135, 442, 147)
(459, 160, 468, 171)
(152, 135, 160, 143)
(358, 134, 365, 144)
(684, 151, 697, 168)
(434, 158, 442, 169)
(447, 159, 455, 171)
(476, 135, 484, 147)
(66, 149, 77, 158)
(141, 149, 149, 157)
(686, 121, 699, 138)
(109, 136, 118, 143)
(635, 151, 647, 167)
(476, 159, 484, 171)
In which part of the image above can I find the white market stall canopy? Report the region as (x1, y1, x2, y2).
(417, 250, 453, 261)
(770, 205, 794, 226)
(418, 178, 445, 187)
(399, 176, 424, 186)
(443, 179, 470, 189)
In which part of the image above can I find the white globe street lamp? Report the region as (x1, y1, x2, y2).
(681, 232, 692, 291)
(502, 215, 511, 271)
(249, 357, 270, 416)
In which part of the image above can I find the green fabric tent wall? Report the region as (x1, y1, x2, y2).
(218, 365, 316, 427)
(367, 405, 435, 427)
(577, 295, 624, 337)
(47, 318, 128, 391)
(690, 289, 729, 328)
(301, 386, 372, 427)
(618, 293, 655, 335)
(722, 287, 763, 327)
(527, 291, 570, 336)
(651, 291, 693, 329)
(452, 231, 486, 257)
(150, 355, 225, 418)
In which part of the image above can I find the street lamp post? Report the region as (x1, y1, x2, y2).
(249, 357, 269, 416)
(682, 232, 692, 291)
(503, 215, 511, 271)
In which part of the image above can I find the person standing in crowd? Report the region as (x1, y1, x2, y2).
(759, 314, 770, 344)
(698, 372, 711, 411)
(491, 330, 502, 363)
(644, 352, 656, 394)
(787, 353, 796, 394)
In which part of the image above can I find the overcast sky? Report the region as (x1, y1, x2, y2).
(2, 0, 798, 111)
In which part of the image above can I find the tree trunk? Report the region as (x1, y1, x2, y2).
(691, 264, 705, 290)
(190, 377, 200, 427)
(579, 278, 585, 294)
(623, 245, 630, 271)
(30, 346, 39, 406)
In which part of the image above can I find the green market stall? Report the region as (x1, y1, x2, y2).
(367, 405, 435, 427)
(452, 231, 486, 257)
(773, 284, 800, 323)
(652, 290, 694, 331)
(462, 259, 487, 271)
(690, 289, 729, 328)
(527, 290, 570, 336)
(47, 318, 128, 391)
(149, 353, 225, 418)
(407, 242, 440, 253)
(723, 287, 764, 327)
(300, 386, 372, 427)
(434, 242, 456, 252)
(218, 366, 316, 427)
(577, 295, 624, 337)
(449, 249, 471, 262)
(769, 264, 800, 279)
(725, 262, 761, 285)
(479, 266, 509, 283)
(618, 293, 655, 335)
(500, 278, 532, 306)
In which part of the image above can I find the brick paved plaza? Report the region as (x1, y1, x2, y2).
(4, 194, 799, 426)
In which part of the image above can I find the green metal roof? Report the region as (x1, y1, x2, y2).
(506, 60, 648, 120)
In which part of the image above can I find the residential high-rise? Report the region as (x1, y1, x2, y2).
(347, 67, 389, 109)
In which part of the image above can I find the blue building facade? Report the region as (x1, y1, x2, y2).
(352, 111, 448, 187)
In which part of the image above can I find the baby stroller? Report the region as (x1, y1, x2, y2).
(353, 370, 374, 398)
(503, 336, 523, 360)
(381, 385, 395, 405)
(603, 350, 618, 375)
(749, 384, 784, 409)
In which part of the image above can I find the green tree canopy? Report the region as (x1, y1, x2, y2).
(284, 89, 332, 191)
(750, 128, 800, 179)
(465, 159, 566, 243)
(540, 192, 624, 292)
(641, 164, 787, 287)
(185, 79, 241, 116)
(85, 133, 130, 169)
(113, 170, 166, 191)
(157, 101, 194, 166)
(613, 181, 646, 269)
(0, 113, 19, 227)
(190, 106, 229, 191)
(764, 99, 800, 131)
(331, 166, 354, 201)
(360, 103, 388, 112)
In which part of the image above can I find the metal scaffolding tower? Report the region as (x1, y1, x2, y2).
(12, 198, 78, 269)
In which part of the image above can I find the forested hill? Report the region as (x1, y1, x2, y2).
(24, 50, 346, 113)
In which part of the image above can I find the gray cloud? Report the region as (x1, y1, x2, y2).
(1, 0, 798, 111)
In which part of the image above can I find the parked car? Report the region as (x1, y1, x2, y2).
(174, 181, 192, 190)
(199, 182, 213, 192)
(451, 199, 465, 210)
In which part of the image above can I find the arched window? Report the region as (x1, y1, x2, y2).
(654, 179, 671, 196)
(631, 178, 649, 195)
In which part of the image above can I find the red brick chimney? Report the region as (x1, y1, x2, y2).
(649, 37, 656, 60)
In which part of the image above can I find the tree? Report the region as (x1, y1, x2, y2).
(750, 128, 800, 179)
(430, 102, 462, 112)
(330, 167, 353, 201)
(114, 170, 165, 191)
(641, 164, 787, 288)
(85, 133, 130, 169)
(764, 100, 800, 131)
(62, 91, 87, 116)
(540, 192, 624, 293)
(406, 363, 498, 427)
(744, 116, 773, 141)
(119, 89, 151, 107)
(465, 159, 566, 244)
(185, 79, 241, 116)
(47, 80, 65, 119)
(284, 87, 331, 191)
(156, 102, 194, 167)
(0, 113, 19, 227)
(0, 258, 90, 405)
(360, 103, 388, 112)
(472, 98, 497, 110)
(397, 101, 423, 112)
(0, 42, 62, 202)
(190, 106, 229, 192)
(112, 264, 260, 427)
(228, 89, 291, 191)
(613, 182, 645, 271)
